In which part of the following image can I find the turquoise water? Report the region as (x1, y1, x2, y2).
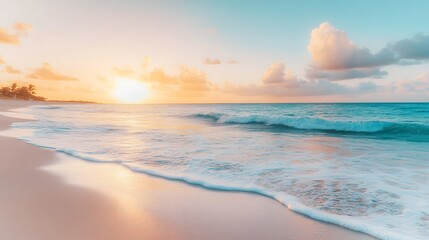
(8, 103, 429, 240)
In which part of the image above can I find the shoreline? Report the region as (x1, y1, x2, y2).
(0, 100, 375, 240)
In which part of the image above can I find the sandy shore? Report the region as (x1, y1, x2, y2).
(0, 99, 375, 240)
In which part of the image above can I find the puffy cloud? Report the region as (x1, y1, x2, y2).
(0, 56, 4, 64)
(27, 63, 78, 81)
(390, 33, 429, 60)
(308, 23, 396, 71)
(203, 58, 221, 65)
(113, 67, 134, 77)
(262, 62, 297, 85)
(3, 65, 21, 74)
(305, 23, 429, 81)
(0, 22, 32, 45)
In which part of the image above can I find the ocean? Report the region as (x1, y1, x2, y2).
(7, 103, 429, 240)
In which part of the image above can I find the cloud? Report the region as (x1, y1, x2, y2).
(262, 62, 297, 84)
(27, 63, 78, 81)
(224, 79, 376, 97)
(0, 56, 4, 64)
(308, 22, 396, 70)
(306, 67, 387, 81)
(146, 68, 178, 85)
(0, 28, 20, 45)
(141, 66, 214, 96)
(203, 58, 221, 65)
(3, 65, 21, 74)
(306, 23, 429, 81)
(390, 33, 429, 60)
(179, 67, 213, 91)
(13, 22, 32, 34)
(223, 61, 377, 97)
(227, 60, 237, 64)
(113, 67, 135, 77)
(0, 22, 32, 45)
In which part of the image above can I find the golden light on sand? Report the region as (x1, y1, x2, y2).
(114, 78, 150, 103)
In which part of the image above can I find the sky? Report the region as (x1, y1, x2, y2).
(1, 0, 429, 103)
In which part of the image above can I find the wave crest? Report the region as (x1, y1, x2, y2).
(193, 113, 429, 135)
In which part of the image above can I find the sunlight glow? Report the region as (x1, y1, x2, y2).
(114, 78, 150, 103)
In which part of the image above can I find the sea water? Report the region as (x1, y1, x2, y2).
(6, 103, 429, 240)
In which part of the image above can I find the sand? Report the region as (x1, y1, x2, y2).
(0, 99, 376, 240)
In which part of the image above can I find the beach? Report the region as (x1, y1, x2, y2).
(0, 100, 376, 240)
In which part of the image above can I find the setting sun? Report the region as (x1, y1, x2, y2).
(114, 78, 149, 103)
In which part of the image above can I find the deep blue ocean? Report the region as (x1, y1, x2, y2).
(7, 103, 429, 240)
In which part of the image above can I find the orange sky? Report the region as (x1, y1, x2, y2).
(1, 1, 429, 103)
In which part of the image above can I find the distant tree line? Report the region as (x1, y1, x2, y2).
(0, 83, 46, 101)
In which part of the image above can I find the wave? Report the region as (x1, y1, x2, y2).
(123, 163, 407, 240)
(21, 138, 405, 240)
(193, 113, 429, 135)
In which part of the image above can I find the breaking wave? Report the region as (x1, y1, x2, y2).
(193, 113, 429, 135)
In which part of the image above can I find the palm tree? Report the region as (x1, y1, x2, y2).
(0, 83, 45, 101)
(10, 83, 18, 99)
(28, 84, 36, 95)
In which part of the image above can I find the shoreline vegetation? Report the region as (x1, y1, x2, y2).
(1, 83, 45, 101)
(0, 83, 95, 103)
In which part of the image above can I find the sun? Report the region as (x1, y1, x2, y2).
(114, 78, 150, 103)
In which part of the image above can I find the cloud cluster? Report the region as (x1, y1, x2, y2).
(225, 62, 376, 97)
(27, 63, 78, 81)
(0, 22, 32, 45)
(307, 23, 429, 81)
(142, 66, 214, 96)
